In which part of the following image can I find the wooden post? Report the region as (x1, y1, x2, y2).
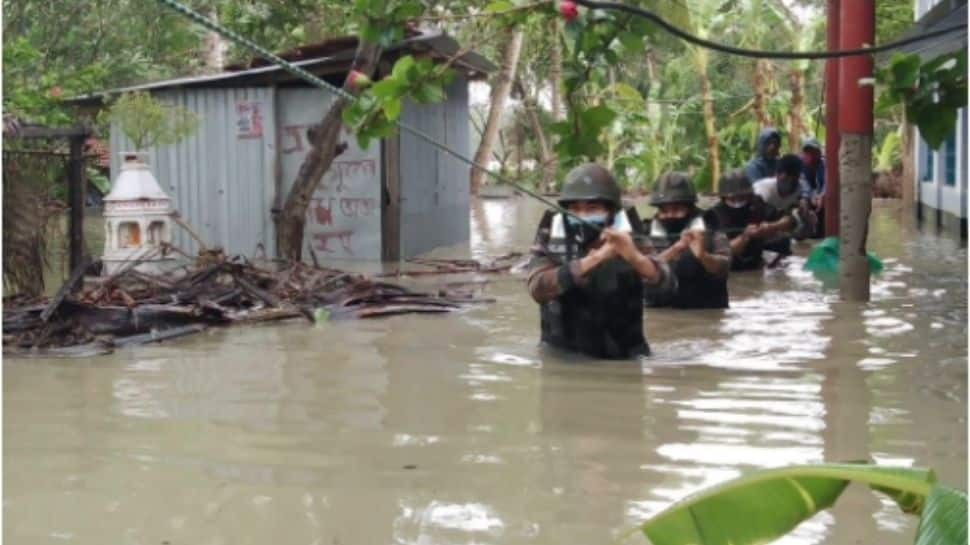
(68, 134, 87, 272)
(381, 132, 401, 262)
(824, 0, 841, 237)
(837, 0, 874, 302)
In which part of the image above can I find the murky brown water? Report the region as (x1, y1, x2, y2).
(5, 198, 966, 545)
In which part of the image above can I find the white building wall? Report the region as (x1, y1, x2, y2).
(914, 107, 967, 220)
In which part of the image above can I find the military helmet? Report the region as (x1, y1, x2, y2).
(558, 163, 621, 208)
(718, 169, 753, 197)
(649, 172, 697, 205)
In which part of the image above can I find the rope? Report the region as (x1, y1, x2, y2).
(573, 0, 967, 60)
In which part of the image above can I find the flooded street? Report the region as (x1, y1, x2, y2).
(5, 198, 966, 545)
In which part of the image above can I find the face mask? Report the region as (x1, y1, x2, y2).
(565, 213, 610, 249)
(567, 213, 609, 228)
(660, 216, 691, 235)
(726, 200, 749, 209)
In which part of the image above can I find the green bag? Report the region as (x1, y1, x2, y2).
(804, 236, 884, 275)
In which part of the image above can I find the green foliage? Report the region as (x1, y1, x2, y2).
(877, 51, 968, 150)
(356, 0, 424, 47)
(638, 463, 966, 545)
(86, 167, 111, 195)
(98, 92, 200, 151)
(2, 0, 203, 125)
(341, 55, 455, 149)
(876, 130, 902, 172)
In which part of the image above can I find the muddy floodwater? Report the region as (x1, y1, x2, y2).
(5, 198, 967, 545)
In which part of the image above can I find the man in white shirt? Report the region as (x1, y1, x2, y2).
(752, 154, 817, 247)
(753, 154, 803, 211)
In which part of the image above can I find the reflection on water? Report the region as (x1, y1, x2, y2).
(5, 199, 966, 545)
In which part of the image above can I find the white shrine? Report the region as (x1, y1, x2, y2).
(101, 153, 178, 275)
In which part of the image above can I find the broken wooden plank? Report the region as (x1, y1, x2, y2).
(40, 256, 92, 322)
(111, 324, 208, 347)
(234, 275, 282, 307)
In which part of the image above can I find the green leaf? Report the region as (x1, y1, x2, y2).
(412, 82, 445, 103)
(371, 77, 407, 100)
(391, 55, 415, 81)
(356, 131, 373, 150)
(640, 464, 938, 545)
(613, 82, 643, 103)
(914, 485, 968, 545)
(915, 105, 958, 150)
(580, 104, 617, 132)
(484, 1, 514, 13)
(618, 31, 644, 54)
(392, 1, 424, 19)
(889, 53, 921, 89)
(382, 97, 402, 121)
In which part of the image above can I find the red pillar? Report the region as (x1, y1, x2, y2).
(824, 0, 840, 237)
(838, 1, 874, 136)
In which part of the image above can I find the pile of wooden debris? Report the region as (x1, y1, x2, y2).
(3, 251, 518, 357)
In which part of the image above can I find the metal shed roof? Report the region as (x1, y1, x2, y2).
(882, 1, 967, 62)
(71, 31, 495, 103)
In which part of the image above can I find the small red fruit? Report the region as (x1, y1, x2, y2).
(48, 86, 63, 98)
(346, 70, 372, 90)
(559, 0, 578, 21)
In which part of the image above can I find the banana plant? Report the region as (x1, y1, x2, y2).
(633, 463, 967, 545)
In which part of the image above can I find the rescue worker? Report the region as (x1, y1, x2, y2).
(526, 163, 674, 359)
(644, 172, 731, 309)
(744, 127, 782, 182)
(705, 169, 795, 270)
(751, 154, 816, 253)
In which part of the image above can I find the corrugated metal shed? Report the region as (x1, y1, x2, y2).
(92, 32, 492, 261)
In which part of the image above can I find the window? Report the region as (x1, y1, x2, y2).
(920, 137, 935, 182)
(943, 129, 957, 186)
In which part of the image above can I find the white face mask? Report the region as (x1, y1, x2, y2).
(726, 200, 748, 209)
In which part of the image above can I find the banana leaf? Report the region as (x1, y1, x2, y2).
(639, 463, 967, 545)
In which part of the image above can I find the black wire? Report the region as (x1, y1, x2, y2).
(573, 0, 968, 60)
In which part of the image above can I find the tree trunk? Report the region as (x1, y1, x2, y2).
(275, 41, 382, 261)
(470, 30, 524, 194)
(899, 109, 915, 208)
(523, 88, 556, 193)
(549, 20, 563, 121)
(752, 59, 769, 128)
(201, 7, 226, 73)
(692, 47, 720, 192)
(838, 134, 873, 301)
(788, 69, 804, 152)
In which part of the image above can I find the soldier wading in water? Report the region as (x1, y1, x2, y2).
(526, 163, 674, 359)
